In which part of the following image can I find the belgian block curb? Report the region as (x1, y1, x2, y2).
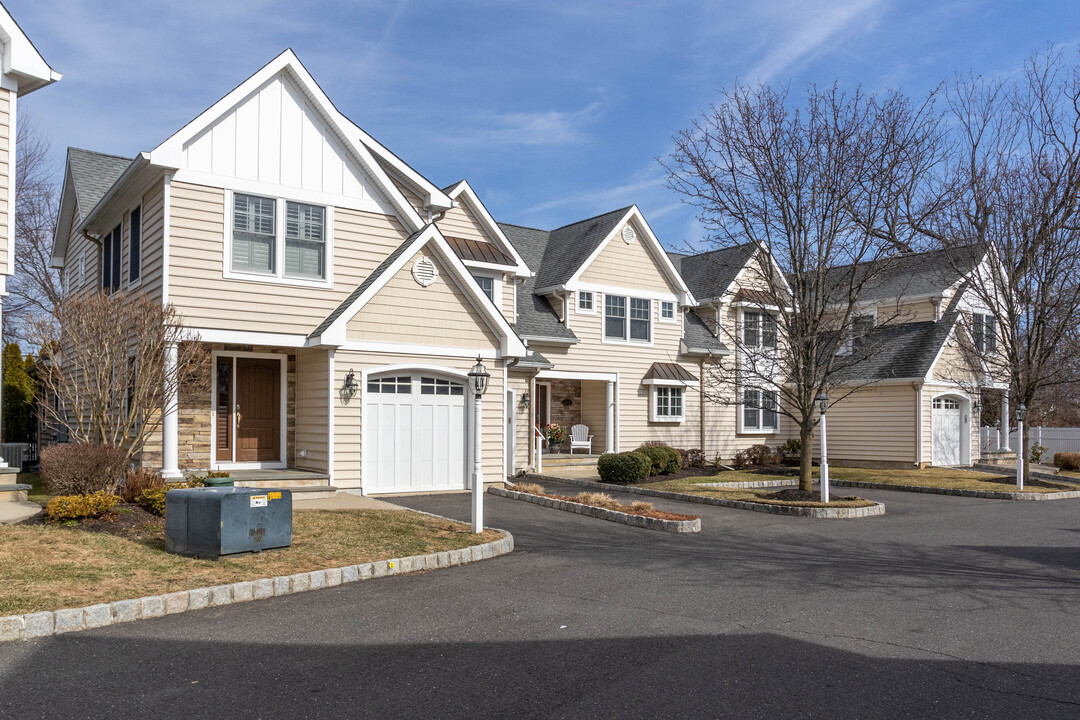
(696, 479, 794, 489)
(831, 479, 1080, 500)
(490, 487, 700, 533)
(0, 531, 513, 644)
(532, 474, 885, 519)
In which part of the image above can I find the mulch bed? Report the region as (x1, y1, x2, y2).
(971, 474, 1072, 491)
(768, 488, 861, 502)
(22, 502, 166, 543)
(531, 491, 698, 522)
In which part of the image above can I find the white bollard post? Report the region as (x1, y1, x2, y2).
(1017, 418, 1024, 492)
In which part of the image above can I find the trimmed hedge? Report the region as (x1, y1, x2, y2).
(637, 444, 682, 475)
(1055, 452, 1080, 472)
(46, 492, 119, 520)
(597, 452, 652, 484)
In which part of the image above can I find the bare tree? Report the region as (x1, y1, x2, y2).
(930, 46, 1080, 478)
(8, 111, 62, 344)
(664, 82, 943, 491)
(32, 291, 209, 465)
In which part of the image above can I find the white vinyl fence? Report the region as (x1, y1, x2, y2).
(980, 426, 1080, 462)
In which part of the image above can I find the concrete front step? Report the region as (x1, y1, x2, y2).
(232, 481, 338, 500)
(542, 455, 601, 469)
(233, 477, 330, 488)
(979, 451, 1019, 466)
(0, 484, 30, 503)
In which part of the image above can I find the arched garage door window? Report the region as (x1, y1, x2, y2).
(364, 373, 467, 494)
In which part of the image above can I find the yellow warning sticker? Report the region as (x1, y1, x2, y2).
(268, 491, 282, 500)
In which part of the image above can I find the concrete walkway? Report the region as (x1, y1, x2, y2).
(292, 491, 405, 511)
(0, 500, 42, 525)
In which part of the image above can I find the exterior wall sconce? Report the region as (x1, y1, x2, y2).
(341, 369, 358, 404)
(519, 391, 530, 410)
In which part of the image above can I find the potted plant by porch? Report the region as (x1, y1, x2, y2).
(545, 423, 566, 453)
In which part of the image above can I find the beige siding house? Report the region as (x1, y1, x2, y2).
(49, 49, 1002, 497)
(0, 5, 60, 470)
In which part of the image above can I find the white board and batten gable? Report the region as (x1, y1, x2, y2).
(150, 50, 424, 232)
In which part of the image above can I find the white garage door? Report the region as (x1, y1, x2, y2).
(365, 375, 466, 494)
(932, 397, 962, 466)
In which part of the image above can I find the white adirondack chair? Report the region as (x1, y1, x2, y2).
(569, 424, 593, 454)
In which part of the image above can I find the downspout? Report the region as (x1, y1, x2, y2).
(912, 380, 924, 467)
(930, 297, 941, 322)
(699, 358, 706, 451)
(507, 356, 541, 474)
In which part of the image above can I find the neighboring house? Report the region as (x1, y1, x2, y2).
(48, 50, 999, 495)
(0, 3, 60, 472)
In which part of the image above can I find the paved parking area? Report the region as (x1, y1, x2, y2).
(1, 487, 1078, 718)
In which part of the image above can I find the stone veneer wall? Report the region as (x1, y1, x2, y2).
(547, 379, 582, 435)
(140, 343, 297, 471)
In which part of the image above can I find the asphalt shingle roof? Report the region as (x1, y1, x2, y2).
(669, 242, 757, 301)
(498, 222, 579, 343)
(66, 148, 133, 219)
(823, 245, 986, 303)
(530, 207, 632, 290)
(681, 310, 730, 355)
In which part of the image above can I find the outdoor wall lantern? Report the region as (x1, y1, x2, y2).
(520, 391, 531, 408)
(341, 369, 359, 404)
(469, 357, 490, 397)
(468, 357, 490, 534)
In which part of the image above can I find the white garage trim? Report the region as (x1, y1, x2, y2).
(360, 364, 474, 495)
(930, 391, 972, 467)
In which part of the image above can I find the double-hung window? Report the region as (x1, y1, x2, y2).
(231, 193, 330, 283)
(743, 311, 777, 349)
(654, 386, 684, 421)
(102, 223, 121, 292)
(604, 294, 651, 342)
(604, 295, 626, 339)
(285, 202, 326, 279)
(232, 194, 276, 274)
(129, 206, 142, 284)
(742, 388, 779, 431)
(972, 313, 997, 354)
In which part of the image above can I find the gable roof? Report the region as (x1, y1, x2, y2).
(443, 180, 530, 275)
(823, 244, 987, 304)
(498, 222, 579, 343)
(530, 207, 632, 290)
(670, 242, 758, 301)
(149, 49, 426, 234)
(308, 223, 527, 357)
(0, 2, 61, 95)
(52, 148, 135, 265)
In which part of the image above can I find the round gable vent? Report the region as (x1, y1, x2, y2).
(412, 255, 438, 287)
(621, 225, 637, 244)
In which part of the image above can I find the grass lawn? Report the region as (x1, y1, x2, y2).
(1058, 470, 1080, 481)
(634, 475, 875, 509)
(665, 466, 1073, 494)
(0, 509, 501, 616)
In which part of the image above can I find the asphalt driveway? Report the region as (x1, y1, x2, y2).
(1, 486, 1079, 719)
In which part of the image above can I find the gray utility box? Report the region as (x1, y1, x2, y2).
(165, 487, 292, 559)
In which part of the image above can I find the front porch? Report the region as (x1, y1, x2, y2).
(533, 372, 616, 457)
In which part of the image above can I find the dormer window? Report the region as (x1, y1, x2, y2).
(841, 313, 875, 355)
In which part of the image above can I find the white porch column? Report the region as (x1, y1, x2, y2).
(161, 342, 181, 478)
(1000, 392, 1011, 451)
(605, 380, 615, 453)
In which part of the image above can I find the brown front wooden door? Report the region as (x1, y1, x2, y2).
(235, 358, 281, 462)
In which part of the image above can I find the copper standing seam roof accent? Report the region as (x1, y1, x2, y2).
(444, 236, 517, 266)
(643, 362, 699, 383)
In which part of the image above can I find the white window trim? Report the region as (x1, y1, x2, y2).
(470, 270, 502, 308)
(737, 386, 781, 435)
(840, 308, 877, 355)
(576, 290, 596, 315)
(127, 201, 143, 290)
(209, 349, 289, 470)
(649, 385, 685, 423)
(601, 293, 654, 346)
(659, 300, 677, 323)
(223, 189, 335, 289)
(739, 308, 778, 350)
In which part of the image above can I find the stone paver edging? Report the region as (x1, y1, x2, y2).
(491, 487, 700, 533)
(533, 475, 884, 519)
(0, 530, 513, 644)
(831, 479, 1080, 500)
(696, 478, 793, 489)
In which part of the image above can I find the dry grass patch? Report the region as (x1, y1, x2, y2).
(829, 467, 1073, 493)
(637, 476, 875, 508)
(508, 483, 695, 521)
(0, 509, 501, 616)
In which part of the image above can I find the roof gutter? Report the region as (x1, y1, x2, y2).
(73, 153, 159, 237)
(519, 334, 580, 346)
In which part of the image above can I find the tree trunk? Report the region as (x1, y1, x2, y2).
(799, 421, 814, 492)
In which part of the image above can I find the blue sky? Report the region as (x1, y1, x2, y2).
(10, 0, 1080, 251)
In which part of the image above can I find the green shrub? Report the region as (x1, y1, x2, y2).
(733, 444, 782, 468)
(1055, 452, 1080, 471)
(636, 446, 670, 476)
(781, 439, 802, 456)
(40, 443, 128, 496)
(597, 452, 652, 484)
(137, 479, 203, 516)
(1029, 444, 1048, 464)
(46, 492, 119, 521)
(663, 447, 683, 474)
